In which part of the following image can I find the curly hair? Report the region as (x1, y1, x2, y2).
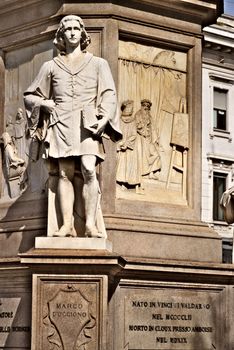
(141, 99, 152, 107)
(53, 15, 91, 52)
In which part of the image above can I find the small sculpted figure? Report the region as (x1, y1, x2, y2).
(116, 100, 141, 188)
(13, 108, 27, 159)
(24, 15, 122, 237)
(135, 99, 161, 180)
(1, 115, 27, 198)
(2, 131, 25, 173)
(2, 129, 26, 197)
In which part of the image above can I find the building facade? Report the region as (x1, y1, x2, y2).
(202, 14, 234, 263)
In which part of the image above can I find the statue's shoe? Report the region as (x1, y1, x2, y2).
(53, 225, 76, 237)
(85, 226, 105, 238)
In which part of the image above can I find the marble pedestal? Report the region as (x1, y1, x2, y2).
(17, 250, 234, 350)
(35, 237, 112, 251)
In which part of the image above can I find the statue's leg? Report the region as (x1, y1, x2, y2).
(81, 155, 102, 237)
(54, 158, 75, 237)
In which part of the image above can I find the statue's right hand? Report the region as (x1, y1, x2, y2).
(120, 143, 127, 151)
(41, 100, 56, 114)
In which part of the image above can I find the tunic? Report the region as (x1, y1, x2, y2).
(116, 114, 141, 185)
(24, 52, 122, 161)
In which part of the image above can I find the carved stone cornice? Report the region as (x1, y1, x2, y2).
(204, 26, 234, 50)
(116, 0, 222, 26)
(0, 0, 222, 25)
(203, 16, 234, 68)
(0, 0, 222, 51)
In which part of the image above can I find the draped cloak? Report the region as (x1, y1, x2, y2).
(24, 52, 122, 161)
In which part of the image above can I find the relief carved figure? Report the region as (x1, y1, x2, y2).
(135, 99, 161, 181)
(2, 114, 27, 198)
(117, 99, 161, 194)
(13, 108, 27, 159)
(116, 100, 141, 190)
(24, 15, 122, 238)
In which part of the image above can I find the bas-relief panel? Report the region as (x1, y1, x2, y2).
(1, 41, 54, 200)
(116, 41, 188, 205)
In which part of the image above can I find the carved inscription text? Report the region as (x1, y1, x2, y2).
(124, 291, 218, 349)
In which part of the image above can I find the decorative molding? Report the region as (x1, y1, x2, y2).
(209, 130, 232, 142)
(204, 40, 233, 53)
(207, 153, 234, 163)
(207, 154, 234, 179)
(203, 57, 234, 71)
(209, 74, 234, 84)
(0, 1, 221, 51)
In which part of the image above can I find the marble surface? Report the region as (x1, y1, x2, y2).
(35, 237, 112, 251)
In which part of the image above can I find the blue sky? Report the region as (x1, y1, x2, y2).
(224, 0, 234, 15)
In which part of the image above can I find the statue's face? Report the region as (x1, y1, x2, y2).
(125, 103, 133, 114)
(142, 102, 151, 111)
(63, 20, 82, 49)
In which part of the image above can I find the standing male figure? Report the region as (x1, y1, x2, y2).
(135, 99, 161, 180)
(24, 15, 122, 238)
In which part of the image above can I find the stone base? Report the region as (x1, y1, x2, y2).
(14, 253, 234, 350)
(35, 237, 112, 252)
(105, 216, 223, 262)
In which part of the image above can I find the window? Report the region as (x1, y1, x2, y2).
(222, 239, 233, 264)
(213, 88, 227, 130)
(213, 172, 227, 221)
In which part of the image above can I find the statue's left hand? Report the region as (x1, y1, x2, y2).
(91, 115, 108, 137)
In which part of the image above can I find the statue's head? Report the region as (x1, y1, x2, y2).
(141, 99, 152, 110)
(53, 15, 91, 52)
(2, 132, 12, 147)
(16, 108, 24, 120)
(120, 100, 134, 116)
(6, 116, 13, 126)
(121, 100, 134, 111)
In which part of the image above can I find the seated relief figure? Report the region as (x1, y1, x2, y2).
(24, 15, 122, 238)
(2, 130, 26, 182)
(1, 114, 27, 198)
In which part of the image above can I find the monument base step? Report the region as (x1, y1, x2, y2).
(35, 237, 112, 252)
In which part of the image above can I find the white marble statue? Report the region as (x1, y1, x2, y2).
(24, 15, 122, 238)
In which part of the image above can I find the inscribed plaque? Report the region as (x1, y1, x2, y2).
(32, 275, 107, 350)
(120, 285, 223, 350)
